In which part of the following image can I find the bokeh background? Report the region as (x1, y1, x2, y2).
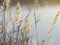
(0, 0, 60, 45)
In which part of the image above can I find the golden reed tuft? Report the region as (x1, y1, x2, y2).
(16, 1, 21, 23)
(5, 21, 11, 32)
(52, 11, 60, 26)
(9, 11, 15, 23)
(47, 11, 60, 37)
(1, 0, 10, 10)
(23, 12, 31, 33)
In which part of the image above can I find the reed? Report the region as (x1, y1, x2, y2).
(46, 11, 60, 45)
(15, 1, 22, 45)
(0, 0, 41, 45)
(16, 1, 21, 23)
(1, 0, 10, 45)
(34, 12, 40, 45)
(52, 11, 60, 26)
(23, 12, 31, 33)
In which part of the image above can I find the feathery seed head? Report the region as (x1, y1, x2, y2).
(5, 21, 11, 32)
(52, 11, 60, 26)
(2, 0, 10, 10)
(9, 11, 15, 23)
(47, 28, 52, 37)
(23, 12, 31, 33)
(16, 1, 21, 23)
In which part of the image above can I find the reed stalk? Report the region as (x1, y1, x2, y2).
(46, 11, 60, 45)
(34, 12, 39, 45)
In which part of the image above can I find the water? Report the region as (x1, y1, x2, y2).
(0, 5, 60, 45)
(22, 5, 60, 45)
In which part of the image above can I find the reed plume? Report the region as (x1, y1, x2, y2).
(52, 11, 60, 26)
(5, 21, 11, 32)
(1, 0, 10, 10)
(16, 1, 21, 23)
(0, 0, 34, 45)
(46, 11, 60, 45)
(47, 11, 60, 37)
(5, 11, 14, 32)
(1, 0, 10, 45)
(15, 1, 22, 45)
(23, 12, 31, 33)
(9, 11, 15, 23)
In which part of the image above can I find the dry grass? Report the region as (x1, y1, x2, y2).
(0, 0, 33, 45)
(1, 0, 60, 45)
(46, 11, 60, 45)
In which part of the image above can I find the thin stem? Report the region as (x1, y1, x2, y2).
(12, 23, 15, 45)
(34, 12, 39, 45)
(2, 10, 6, 45)
(16, 21, 22, 45)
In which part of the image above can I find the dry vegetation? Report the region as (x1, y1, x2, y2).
(0, 0, 40, 45)
(0, 0, 60, 45)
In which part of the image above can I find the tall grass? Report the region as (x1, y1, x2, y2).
(34, 12, 40, 45)
(1, 0, 60, 45)
(0, 0, 35, 45)
(1, 0, 10, 45)
(46, 11, 60, 45)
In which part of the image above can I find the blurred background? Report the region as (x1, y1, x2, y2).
(0, 0, 60, 45)
(0, 0, 60, 5)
